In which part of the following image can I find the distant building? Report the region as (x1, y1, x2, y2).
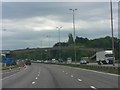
(0, 50, 11, 57)
(2, 50, 11, 54)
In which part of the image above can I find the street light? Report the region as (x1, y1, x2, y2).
(69, 8, 77, 64)
(110, 0, 115, 66)
(40, 40, 43, 60)
(56, 27, 62, 60)
(46, 35, 51, 60)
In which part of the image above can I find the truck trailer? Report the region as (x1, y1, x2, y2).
(96, 50, 114, 65)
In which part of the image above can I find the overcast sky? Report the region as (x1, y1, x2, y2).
(1, 2, 118, 50)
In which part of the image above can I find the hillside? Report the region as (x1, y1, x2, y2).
(5, 36, 120, 61)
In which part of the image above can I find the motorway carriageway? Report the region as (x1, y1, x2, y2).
(1, 63, 119, 89)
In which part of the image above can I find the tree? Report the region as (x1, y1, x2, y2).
(68, 33, 74, 45)
(75, 36, 89, 45)
(53, 42, 68, 47)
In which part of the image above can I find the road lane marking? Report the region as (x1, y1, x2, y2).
(25, 66, 28, 70)
(74, 67, 119, 76)
(58, 65, 119, 76)
(32, 81, 35, 84)
(90, 86, 96, 89)
(71, 75, 74, 77)
(2, 70, 19, 75)
(62, 71, 64, 72)
(38, 74, 39, 76)
(2, 66, 28, 80)
(2, 66, 28, 75)
(35, 77, 38, 80)
(78, 79, 82, 82)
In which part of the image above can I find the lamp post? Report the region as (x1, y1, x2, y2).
(47, 35, 50, 60)
(110, 0, 115, 66)
(56, 27, 62, 60)
(69, 8, 77, 64)
(40, 40, 43, 60)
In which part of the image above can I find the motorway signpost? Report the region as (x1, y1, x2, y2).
(2, 58, 15, 67)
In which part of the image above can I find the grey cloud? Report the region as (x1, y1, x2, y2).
(2, 26, 117, 50)
(2, 2, 118, 50)
(2, 2, 117, 21)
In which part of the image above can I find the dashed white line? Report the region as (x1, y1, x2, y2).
(32, 81, 35, 84)
(71, 75, 74, 77)
(62, 71, 64, 72)
(90, 86, 96, 89)
(38, 74, 39, 76)
(78, 79, 82, 82)
(35, 77, 38, 80)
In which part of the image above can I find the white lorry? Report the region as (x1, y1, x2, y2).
(96, 50, 114, 65)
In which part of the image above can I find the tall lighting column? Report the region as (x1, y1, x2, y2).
(110, 0, 115, 66)
(47, 35, 51, 60)
(69, 8, 77, 64)
(40, 40, 43, 60)
(56, 27, 62, 60)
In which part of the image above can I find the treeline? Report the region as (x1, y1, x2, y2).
(54, 35, 119, 49)
(54, 35, 120, 59)
(9, 35, 120, 61)
(75, 36, 119, 49)
(10, 47, 94, 62)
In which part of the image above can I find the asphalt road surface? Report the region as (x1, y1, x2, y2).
(2, 63, 119, 89)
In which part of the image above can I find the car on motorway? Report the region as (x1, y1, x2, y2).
(80, 60, 87, 64)
(58, 58, 63, 64)
(67, 58, 72, 64)
(36, 60, 42, 63)
(51, 59, 56, 64)
(55, 60, 59, 64)
(41, 60, 44, 63)
(44, 60, 51, 64)
(25, 59, 31, 65)
(44, 60, 48, 64)
(51, 59, 59, 64)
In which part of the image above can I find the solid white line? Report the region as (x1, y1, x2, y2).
(90, 86, 96, 89)
(2, 73, 17, 80)
(78, 79, 82, 82)
(32, 81, 35, 84)
(71, 75, 74, 77)
(2, 70, 18, 75)
(25, 66, 27, 70)
(2, 66, 27, 75)
(2, 66, 28, 80)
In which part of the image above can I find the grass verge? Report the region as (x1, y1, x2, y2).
(58, 64, 119, 75)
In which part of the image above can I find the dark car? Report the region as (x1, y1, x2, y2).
(25, 59, 31, 65)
